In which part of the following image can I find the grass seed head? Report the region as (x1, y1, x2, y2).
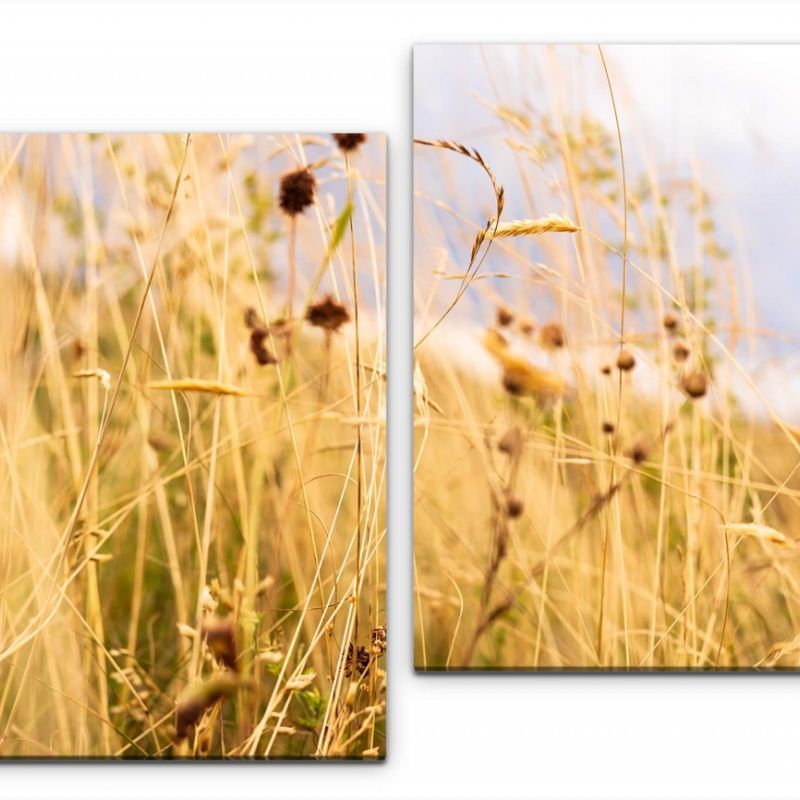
(488, 213, 578, 239)
(601, 420, 616, 435)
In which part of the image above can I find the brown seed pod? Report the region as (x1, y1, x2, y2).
(502, 371, 524, 396)
(332, 133, 367, 153)
(616, 349, 636, 371)
(496, 305, 514, 327)
(278, 167, 316, 216)
(662, 312, 678, 333)
(601, 420, 616, 435)
(626, 438, 649, 465)
(518, 318, 535, 337)
(504, 492, 524, 519)
(305, 294, 350, 332)
(249, 327, 277, 366)
(600, 364, 612, 376)
(672, 341, 690, 363)
(539, 322, 565, 350)
(681, 371, 707, 399)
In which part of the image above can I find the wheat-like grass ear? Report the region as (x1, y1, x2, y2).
(413, 138, 505, 348)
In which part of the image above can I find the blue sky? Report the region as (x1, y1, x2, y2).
(415, 44, 800, 345)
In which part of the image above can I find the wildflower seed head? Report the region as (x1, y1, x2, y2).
(519, 318, 535, 337)
(502, 371, 525, 396)
(663, 312, 678, 333)
(496, 305, 514, 327)
(249, 327, 277, 366)
(627, 438, 649, 465)
(278, 167, 316, 216)
(306, 294, 350, 332)
(332, 133, 367, 153)
(539, 321, 565, 350)
(600, 364, 612, 376)
(601, 420, 616, 435)
(616, 349, 636, 372)
(672, 341, 690, 363)
(681, 370, 707, 399)
(505, 492, 524, 519)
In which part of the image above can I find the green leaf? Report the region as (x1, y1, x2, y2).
(327, 201, 353, 257)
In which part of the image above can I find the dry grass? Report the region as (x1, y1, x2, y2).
(413, 46, 800, 671)
(0, 132, 386, 757)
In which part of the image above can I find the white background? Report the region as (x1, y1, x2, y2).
(3, 2, 800, 798)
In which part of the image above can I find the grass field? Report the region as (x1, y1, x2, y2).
(0, 132, 386, 757)
(413, 46, 800, 670)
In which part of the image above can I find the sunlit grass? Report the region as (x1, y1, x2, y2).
(0, 132, 386, 757)
(413, 46, 800, 671)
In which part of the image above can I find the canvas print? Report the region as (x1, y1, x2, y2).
(0, 132, 386, 757)
(414, 44, 800, 670)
